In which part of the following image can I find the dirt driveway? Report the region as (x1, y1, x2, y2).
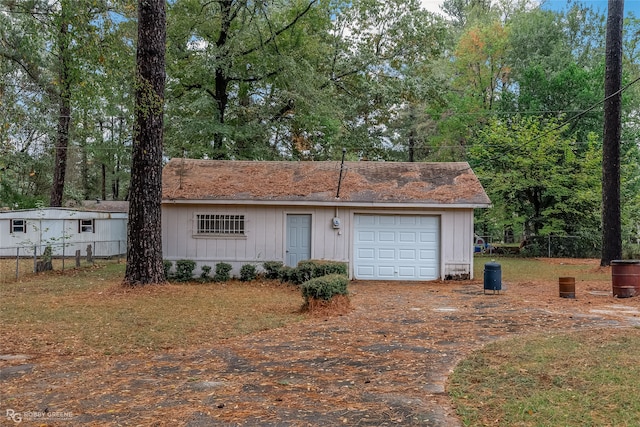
(4, 264, 640, 426)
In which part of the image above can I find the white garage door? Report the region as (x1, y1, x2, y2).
(354, 214, 439, 280)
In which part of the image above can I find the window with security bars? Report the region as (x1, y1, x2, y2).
(196, 214, 245, 235)
(10, 219, 26, 233)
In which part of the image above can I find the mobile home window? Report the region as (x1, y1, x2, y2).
(196, 214, 245, 235)
(79, 219, 95, 233)
(10, 219, 26, 233)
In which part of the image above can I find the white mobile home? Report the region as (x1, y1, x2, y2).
(0, 206, 128, 258)
(162, 159, 491, 281)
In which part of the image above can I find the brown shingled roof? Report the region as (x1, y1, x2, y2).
(162, 159, 491, 206)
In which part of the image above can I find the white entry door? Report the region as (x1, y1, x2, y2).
(286, 214, 311, 267)
(354, 214, 439, 280)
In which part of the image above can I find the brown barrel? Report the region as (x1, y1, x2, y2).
(611, 260, 640, 298)
(559, 277, 575, 298)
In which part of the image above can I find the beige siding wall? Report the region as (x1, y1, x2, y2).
(439, 209, 475, 279)
(162, 203, 476, 279)
(162, 204, 348, 274)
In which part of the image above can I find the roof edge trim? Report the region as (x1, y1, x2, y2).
(162, 199, 491, 209)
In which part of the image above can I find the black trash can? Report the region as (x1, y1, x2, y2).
(484, 262, 502, 294)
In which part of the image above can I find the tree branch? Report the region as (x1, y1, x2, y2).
(0, 47, 58, 98)
(239, 0, 317, 56)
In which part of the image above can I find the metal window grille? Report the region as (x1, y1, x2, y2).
(10, 219, 26, 233)
(197, 214, 245, 235)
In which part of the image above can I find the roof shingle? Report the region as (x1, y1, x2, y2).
(162, 159, 490, 206)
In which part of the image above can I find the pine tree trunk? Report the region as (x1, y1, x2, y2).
(124, 0, 166, 286)
(601, 0, 624, 266)
(50, 6, 71, 207)
(51, 95, 70, 207)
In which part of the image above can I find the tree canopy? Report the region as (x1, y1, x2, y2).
(2, 0, 640, 252)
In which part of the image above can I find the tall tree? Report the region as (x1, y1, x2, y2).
(312, 0, 446, 160)
(469, 116, 602, 240)
(124, 0, 166, 286)
(502, 5, 605, 144)
(165, 0, 320, 159)
(49, 0, 73, 206)
(0, 1, 73, 206)
(453, 21, 510, 111)
(0, 6, 52, 208)
(0, 0, 136, 206)
(601, 0, 624, 266)
(70, 3, 137, 202)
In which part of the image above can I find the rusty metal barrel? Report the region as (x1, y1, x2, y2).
(559, 277, 575, 298)
(611, 260, 640, 298)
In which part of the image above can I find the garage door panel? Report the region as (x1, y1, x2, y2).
(358, 231, 375, 242)
(419, 249, 436, 260)
(378, 216, 397, 225)
(357, 265, 375, 276)
(359, 215, 376, 225)
(398, 266, 417, 278)
(377, 266, 396, 277)
(358, 248, 375, 259)
(399, 249, 416, 260)
(420, 231, 437, 242)
(399, 216, 418, 225)
(378, 231, 396, 242)
(420, 266, 437, 276)
(379, 248, 396, 259)
(354, 214, 439, 281)
(399, 232, 416, 243)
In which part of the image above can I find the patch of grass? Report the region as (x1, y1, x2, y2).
(0, 257, 107, 283)
(474, 256, 608, 283)
(1, 263, 305, 356)
(450, 328, 640, 426)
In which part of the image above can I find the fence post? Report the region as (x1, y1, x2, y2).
(16, 247, 19, 280)
(548, 235, 552, 258)
(62, 239, 65, 271)
(33, 245, 37, 273)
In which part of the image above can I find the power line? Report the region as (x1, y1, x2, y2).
(464, 75, 640, 163)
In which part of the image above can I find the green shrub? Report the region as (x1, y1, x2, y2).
(309, 260, 348, 277)
(274, 260, 349, 286)
(623, 243, 640, 259)
(263, 261, 284, 279)
(295, 260, 348, 284)
(214, 262, 232, 282)
(295, 261, 315, 283)
(240, 264, 257, 282)
(278, 266, 297, 283)
(200, 265, 212, 282)
(175, 259, 196, 282)
(163, 260, 172, 278)
(301, 274, 349, 302)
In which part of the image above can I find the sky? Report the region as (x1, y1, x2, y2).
(419, 0, 640, 17)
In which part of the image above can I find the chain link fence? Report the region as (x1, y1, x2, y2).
(0, 240, 126, 282)
(478, 235, 601, 258)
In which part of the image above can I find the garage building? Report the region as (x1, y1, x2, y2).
(162, 159, 491, 281)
